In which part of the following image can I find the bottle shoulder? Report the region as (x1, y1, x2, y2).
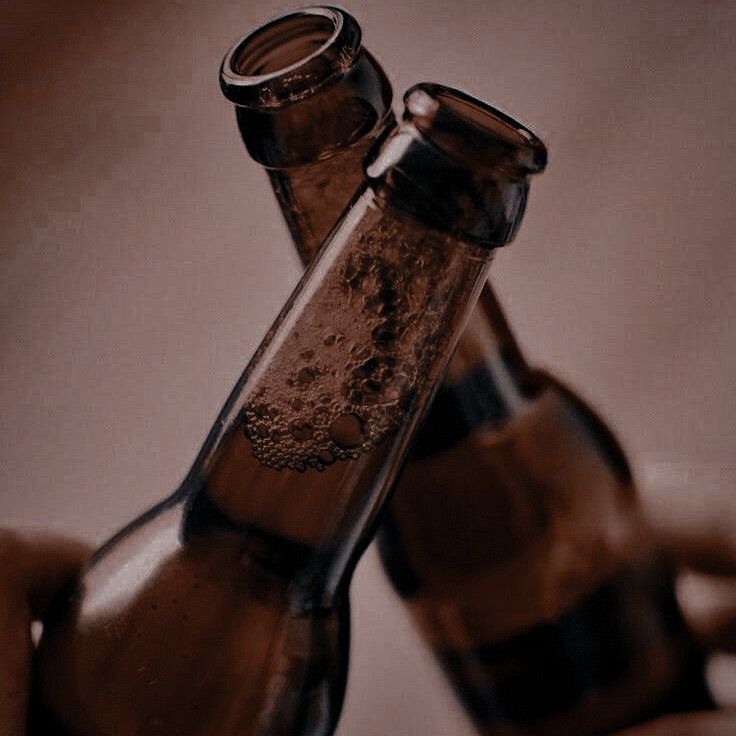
(382, 373, 650, 625)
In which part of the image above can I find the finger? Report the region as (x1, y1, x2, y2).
(707, 653, 736, 708)
(612, 709, 736, 735)
(0, 528, 91, 619)
(678, 569, 736, 652)
(639, 461, 736, 574)
(0, 590, 33, 736)
(0, 529, 90, 736)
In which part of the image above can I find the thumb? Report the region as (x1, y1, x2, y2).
(0, 529, 90, 736)
(639, 460, 736, 575)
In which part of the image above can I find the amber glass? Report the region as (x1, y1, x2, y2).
(221, 8, 713, 736)
(220, 5, 394, 258)
(30, 80, 543, 736)
(380, 331, 714, 736)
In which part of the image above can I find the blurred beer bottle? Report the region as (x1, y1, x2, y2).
(221, 7, 714, 736)
(30, 23, 544, 733)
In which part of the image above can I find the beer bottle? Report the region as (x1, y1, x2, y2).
(220, 7, 714, 736)
(31, 76, 545, 735)
(379, 299, 715, 736)
(219, 5, 393, 260)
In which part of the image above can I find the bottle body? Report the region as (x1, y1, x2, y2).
(33, 95, 525, 730)
(33, 495, 351, 736)
(377, 291, 713, 736)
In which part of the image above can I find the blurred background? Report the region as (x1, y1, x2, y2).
(1, 1, 735, 733)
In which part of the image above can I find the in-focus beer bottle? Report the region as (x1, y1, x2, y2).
(220, 8, 714, 736)
(31, 71, 545, 735)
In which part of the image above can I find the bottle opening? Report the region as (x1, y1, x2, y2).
(404, 83, 547, 175)
(366, 83, 546, 246)
(232, 14, 336, 77)
(220, 7, 362, 108)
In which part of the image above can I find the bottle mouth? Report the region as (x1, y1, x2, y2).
(403, 83, 547, 175)
(366, 83, 547, 246)
(220, 6, 362, 108)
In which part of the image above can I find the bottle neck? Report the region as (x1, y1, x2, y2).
(234, 49, 392, 167)
(266, 108, 395, 261)
(182, 188, 494, 605)
(231, 41, 394, 261)
(410, 282, 532, 459)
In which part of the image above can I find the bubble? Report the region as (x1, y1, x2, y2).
(372, 322, 398, 349)
(318, 449, 335, 465)
(358, 357, 379, 376)
(290, 421, 314, 441)
(328, 414, 365, 449)
(297, 367, 316, 385)
(363, 378, 381, 395)
(241, 210, 458, 472)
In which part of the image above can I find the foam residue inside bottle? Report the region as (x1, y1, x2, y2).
(242, 209, 478, 472)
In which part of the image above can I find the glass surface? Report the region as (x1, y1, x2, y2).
(33, 66, 541, 734)
(380, 376, 715, 735)
(221, 10, 711, 734)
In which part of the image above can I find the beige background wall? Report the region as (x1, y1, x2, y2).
(2, 1, 735, 733)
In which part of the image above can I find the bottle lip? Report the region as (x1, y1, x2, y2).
(220, 6, 362, 109)
(403, 83, 548, 175)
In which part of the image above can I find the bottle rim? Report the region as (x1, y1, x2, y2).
(403, 83, 548, 175)
(220, 6, 362, 109)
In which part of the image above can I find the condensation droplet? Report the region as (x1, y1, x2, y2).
(318, 449, 335, 465)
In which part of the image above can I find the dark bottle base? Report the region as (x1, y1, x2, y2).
(439, 651, 714, 736)
(432, 557, 715, 736)
(31, 485, 351, 736)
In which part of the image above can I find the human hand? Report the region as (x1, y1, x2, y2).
(611, 461, 736, 735)
(0, 530, 90, 736)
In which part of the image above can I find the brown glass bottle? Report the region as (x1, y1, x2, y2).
(219, 5, 394, 259)
(30, 77, 544, 735)
(378, 296, 714, 736)
(220, 8, 713, 736)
